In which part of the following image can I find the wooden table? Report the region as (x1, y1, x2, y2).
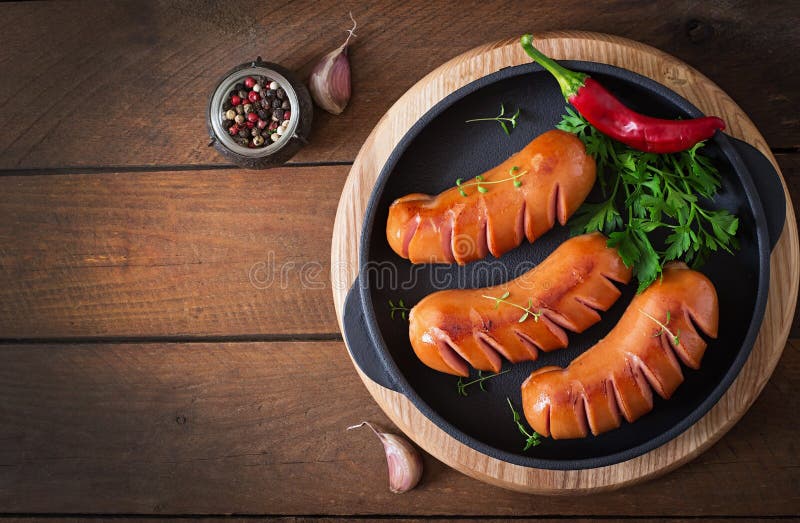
(0, 1, 797, 520)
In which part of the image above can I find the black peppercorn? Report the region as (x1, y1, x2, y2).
(276, 88, 285, 100)
(238, 89, 248, 99)
(272, 108, 284, 120)
(234, 82, 244, 91)
(222, 100, 233, 111)
(238, 128, 249, 138)
(271, 98, 281, 109)
(235, 105, 245, 115)
(230, 89, 238, 97)
(223, 119, 234, 128)
(266, 89, 276, 98)
(281, 100, 290, 110)
(258, 109, 268, 119)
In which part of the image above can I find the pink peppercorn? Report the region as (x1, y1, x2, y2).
(244, 76, 256, 89)
(247, 112, 259, 122)
(246, 121, 255, 129)
(231, 95, 242, 106)
(257, 119, 268, 129)
(283, 110, 291, 120)
(248, 91, 260, 103)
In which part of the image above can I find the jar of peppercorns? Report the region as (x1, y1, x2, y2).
(207, 57, 313, 168)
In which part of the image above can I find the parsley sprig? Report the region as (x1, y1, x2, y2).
(558, 108, 739, 292)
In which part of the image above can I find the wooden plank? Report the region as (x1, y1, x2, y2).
(0, 0, 796, 170)
(0, 519, 790, 522)
(782, 154, 800, 338)
(0, 156, 796, 340)
(0, 340, 797, 516)
(0, 166, 346, 338)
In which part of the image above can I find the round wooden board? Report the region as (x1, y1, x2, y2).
(330, 31, 799, 494)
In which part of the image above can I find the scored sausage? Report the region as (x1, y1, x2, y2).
(386, 130, 597, 265)
(520, 263, 719, 439)
(408, 233, 632, 377)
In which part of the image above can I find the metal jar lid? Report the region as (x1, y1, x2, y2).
(207, 57, 313, 168)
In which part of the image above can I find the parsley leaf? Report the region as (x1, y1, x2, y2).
(559, 110, 739, 292)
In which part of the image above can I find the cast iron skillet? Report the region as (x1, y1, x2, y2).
(343, 61, 786, 470)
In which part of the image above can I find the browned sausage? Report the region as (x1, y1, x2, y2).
(408, 233, 632, 376)
(521, 263, 719, 439)
(386, 130, 596, 265)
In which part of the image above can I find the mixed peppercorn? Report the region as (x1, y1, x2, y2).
(221, 75, 292, 148)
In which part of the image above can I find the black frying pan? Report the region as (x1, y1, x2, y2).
(343, 61, 786, 470)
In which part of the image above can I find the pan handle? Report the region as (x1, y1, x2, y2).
(729, 137, 786, 249)
(342, 282, 401, 392)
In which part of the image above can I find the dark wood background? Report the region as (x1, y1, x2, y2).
(0, 0, 797, 520)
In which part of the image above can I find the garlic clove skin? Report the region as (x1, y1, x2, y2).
(380, 432, 424, 493)
(348, 421, 423, 493)
(309, 44, 351, 115)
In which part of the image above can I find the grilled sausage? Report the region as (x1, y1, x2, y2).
(520, 263, 719, 439)
(408, 233, 632, 376)
(386, 130, 596, 265)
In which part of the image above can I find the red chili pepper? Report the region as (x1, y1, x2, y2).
(520, 34, 725, 154)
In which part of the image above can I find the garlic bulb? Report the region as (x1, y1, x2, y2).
(308, 13, 356, 115)
(348, 421, 423, 493)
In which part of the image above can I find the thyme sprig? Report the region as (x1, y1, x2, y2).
(456, 369, 510, 397)
(455, 166, 528, 197)
(507, 397, 543, 449)
(639, 308, 681, 346)
(482, 290, 542, 323)
(465, 103, 521, 135)
(388, 298, 411, 321)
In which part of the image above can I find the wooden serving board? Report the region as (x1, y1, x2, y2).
(330, 31, 799, 494)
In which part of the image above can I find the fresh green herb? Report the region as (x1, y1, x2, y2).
(465, 103, 521, 135)
(456, 369, 510, 397)
(481, 290, 542, 323)
(511, 166, 524, 187)
(639, 308, 681, 346)
(558, 108, 739, 292)
(507, 397, 543, 449)
(455, 166, 528, 197)
(388, 298, 411, 321)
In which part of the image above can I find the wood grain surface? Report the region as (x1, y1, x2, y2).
(2, 520, 792, 523)
(0, 158, 796, 340)
(0, 0, 797, 518)
(0, 340, 796, 515)
(0, 157, 796, 341)
(0, 0, 797, 170)
(0, 167, 346, 338)
(330, 32, 798, 493)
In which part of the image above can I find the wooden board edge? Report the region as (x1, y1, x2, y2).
(330, 31, 799, 493)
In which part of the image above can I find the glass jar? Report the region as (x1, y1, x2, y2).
(206, 57, 313, 168)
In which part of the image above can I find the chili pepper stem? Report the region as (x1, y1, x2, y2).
(520, 34, 586, 100)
